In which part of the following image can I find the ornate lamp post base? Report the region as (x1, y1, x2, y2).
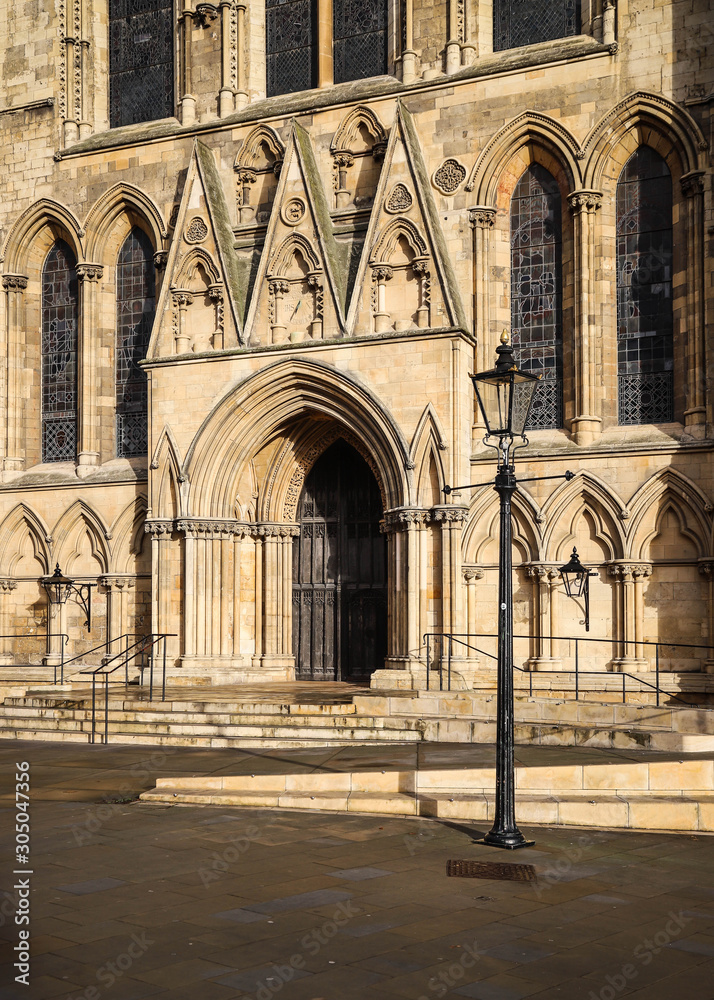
(477, 830, 535, 850)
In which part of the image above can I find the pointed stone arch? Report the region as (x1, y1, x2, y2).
(0, 504, 52, 576)
(109, 497, 149, 574)
(269, 232, 321, 277)
(582, 92, 707, 190)
(331, 106, 387, 154)
(410, 403, 448, 507)
(150, 426, 186, 520)
(371, 217, 428, 262)
(541, 472, 626, 561)
(462, 486, 541, 564)
(0, 198, 84, 272)
(626, 469, 712, 562)
(52, 500, 110, 575)
(83, 183, 167, 263)
(234, 124, 285, 169)
(184, 357, 411, 519)
(465, 112, 583, 204)
(174, 246, 222, 287)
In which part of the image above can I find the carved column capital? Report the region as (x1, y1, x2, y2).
(75, 263, 104, 282)
(172, 290, 194, 309)
(234, 166, 257, 184)
(462, 565, 484, 582)
(2, 274, 28, 291)
(144, 519, 175, 537)
(468, 206, 496, 229)
(371, 264, 393, 282)
(567, 190, 603, 215)
(681, 170, 705, 198)
(268, 277, 290, 296)
(333, 151, 354, 169)
(0, 579, 18, 592)
(431, 506, 469, 524)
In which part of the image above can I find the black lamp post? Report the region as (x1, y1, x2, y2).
(41, 563, 93, 630)
(559, 546, 594, 632)
(469, 331, 539, 849)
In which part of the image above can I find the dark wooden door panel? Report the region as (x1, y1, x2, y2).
(292, 440, 386, 681)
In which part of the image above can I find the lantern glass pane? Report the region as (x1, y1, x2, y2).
(511, 379, 538, 437)
(476, 379, 510, 435)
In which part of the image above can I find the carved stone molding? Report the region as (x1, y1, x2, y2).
(185, 217, 209, 244)
(177, 519, 249, 539)
(385, 184, 413, 214)
(681, 170, 705, 198)
(432, 158, 466, 195)
(431, 506, 469, 523)
(144, 520, 175, 537)
(76, 263, 104, 282)
(608, 562, 652, 581)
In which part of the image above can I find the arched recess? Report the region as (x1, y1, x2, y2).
(52, 500, 110, 575)
(1, 199, 84, 272)
(83, 183, 166, 264)
(0, 504, 51, 576)
(541, 473, 627, 561)
(234, 124, 285, 225)
(372, 217, 428, 262)
(465, 112, 582, 205)
(185, 358, 411, 519)
(626, 469, 712, 562)
(410, 403, 448, 507)
(269, 233, 321, 277)
(463, 489, 540, 566)
(582, 92, 707, 191)
(109, 497, 149, 574)
(331, 106, 387, 209)
(150, 426, 186, 521)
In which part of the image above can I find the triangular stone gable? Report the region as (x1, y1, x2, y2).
(346, 102, 467, 336)
(243, 121, 346, 347)
(148, 140, 243, 359)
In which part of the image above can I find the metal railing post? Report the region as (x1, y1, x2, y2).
(104, 672, 109, 744)
(426, 635, 430, 691)
(149, 639, 154, 700)
(622, 672, 626, 704)
(162, 635, 167, 701)
(575, 639, 579, 702)
(91, 674, 96, 744)
(124, 633, 129, 685)
(656, 644, 660, 707)
(447, 635, 452, 692)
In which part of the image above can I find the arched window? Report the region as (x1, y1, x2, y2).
(616, 147, 673, 425)
(42, 241, 78, 462)
(266, 0, 316, 97)
(510, 164, 563, 430)
(494, 0, 579, 51)
(109, 0, 174, 127)
(333, 0, 387, 84)
(116, 228, 155, 457)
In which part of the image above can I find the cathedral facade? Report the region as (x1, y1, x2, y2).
(0, 0, 712, 686)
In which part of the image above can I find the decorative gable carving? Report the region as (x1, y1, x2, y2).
(331, 106, 388, 210)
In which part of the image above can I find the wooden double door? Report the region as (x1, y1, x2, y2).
(292, 440, 387, 681)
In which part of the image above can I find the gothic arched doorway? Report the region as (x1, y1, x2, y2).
(292, 439, 387, 681)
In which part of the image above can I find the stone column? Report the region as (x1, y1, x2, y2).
(334, 153, 354, 209)
(603, 0, 616, 44)
(145, 521, 178, 661)
(469, 208, 496, 437)
(401, 0, 418, 82)
(2, 275, 27, 478)
(100, 576, 135, 659)
(681, 170, 706, 436)
(609, 562, 650, 672)
(254, 523, 298, 676)
(180, 5, 196, 124)
(218, 0, 235, 117)
(76, 263, 104, 475)
(268, 279, 289, 344)
(568, 191, 603, 445)
(698, 560, 714, 672)
(525, 564, 562, 670)
(235, 167, 257, 224)
(172, 291, 194, 354)
(0, 580, 18, 664)
(445, 0, 461, 73)
(377, 509, 426, 675)
(235, 2, 248, 109)
(317, 0, 333, 87)
(307, 272, 324, 340)
(371, 265, 393, 334)
(209, 284, 225, 349)
(412, 257, 430, 328)
(462, 565, 483, 659)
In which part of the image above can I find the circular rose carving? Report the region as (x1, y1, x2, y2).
(432, 158, 466, 195)
(385, 183, 413, 214)
(281, 198, 306, 226)
(185, 217, 209, 243)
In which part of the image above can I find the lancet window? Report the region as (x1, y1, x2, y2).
(616, 147, 674, 425)
(333, 0, 387, 84)
(510, 164, 563, 430)
(109, 0, 174, 127)
(266, 0, 316, 97)
(42, 241, 79, 463)
(494, 0, 580, 51)
(116, 228, 155, 457)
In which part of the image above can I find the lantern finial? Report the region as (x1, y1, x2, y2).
(500, 329, 509, 344)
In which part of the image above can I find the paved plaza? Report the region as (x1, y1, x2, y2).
(2, 741, 714, 1000)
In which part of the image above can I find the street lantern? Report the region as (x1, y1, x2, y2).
(471, 330, 540, 465)
(559, 546, 594, 632)
(41, 563, 93, 630)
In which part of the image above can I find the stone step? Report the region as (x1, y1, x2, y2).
(140, 759, 714, 834)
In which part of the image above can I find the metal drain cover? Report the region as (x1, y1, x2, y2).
(446, 860, 537, 882)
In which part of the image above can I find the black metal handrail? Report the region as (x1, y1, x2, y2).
(54, 632, 142, 684)
(0, 633, 69, 680)
(79, 633, 176, 744)
(422, 632, 712, 708)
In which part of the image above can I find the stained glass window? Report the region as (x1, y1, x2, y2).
(266, 0, 316, 97)
(333, 0, 387, 84)
(109, 0, 174, 128)
(510, 164, 563, 430)
(616, 147, 673, 425)
(494, 0, 579, 52)
(42, 241, 78, 462)
(116, 228, 155, 457)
